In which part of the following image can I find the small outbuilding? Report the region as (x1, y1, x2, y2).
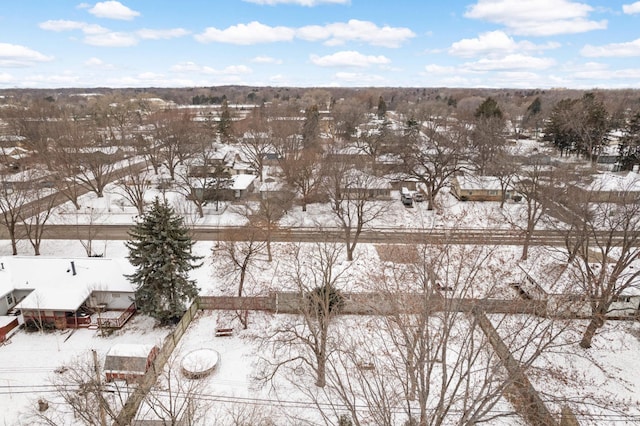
(104, 343, 159, 383)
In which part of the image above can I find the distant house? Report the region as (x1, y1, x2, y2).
(518, 258, 640, 319)
(104, 343, 159, 382)
(341, 169, 391, 199)
(385, 172, 419, 191)
(259, 177, 291, 201)
(0, 257, 136, 330)
(231, 174, 257, 198)
(571, 171, 640, 203)
(191, 173, 257, 201)
(326, 146, 372, 168)
(451, 174, 513, 202)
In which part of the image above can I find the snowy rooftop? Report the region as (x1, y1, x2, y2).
(580, 171, 640, 192)
(231, 174, 257, 190)
(519, 248, 640, 297)
(107, 343, 156, 358)
(2, 257, 134, 311)
(454, 174, 503, 191)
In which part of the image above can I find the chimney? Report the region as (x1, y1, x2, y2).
(70, 261, 76, 276)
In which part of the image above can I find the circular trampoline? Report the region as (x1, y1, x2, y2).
(181, 349, 220, 379)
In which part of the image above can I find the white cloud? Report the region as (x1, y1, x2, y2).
(623, 2, 640, 14)
(84, 57, 104, 66)
(0, 43, 53, 67)
(465, 0, 607, 36)
(0, 72, 13, 83)
(39, 20, 108, 34)
(84, 32, 138, 47)
(464, 54, 555, 71)
(170, 61, 252, 75)
(137, 72, 164, 80)
(243, 0, 349, 5)
(581, 38, 640, 57)
(251, 55, 283, 64)
(333, 72, 385, 84)
(424, 64, 457, 74)
(449, 31, 560, 57)
(194, 20, 413, 47)
(571, 62, 640, 80)
(222, 65, 252, 75)
(195, 22, 295, 44)
(84, 57, 115, 69)
(310, 51, 390, 67)
(136, 28, 190, 40)
(88, 1, 140, 20)
(297, 19, 415, 48)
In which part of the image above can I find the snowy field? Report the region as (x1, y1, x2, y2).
(1, 235, 640, 424)
(0, 313, 168, 424)
(491, 315, 640, 425)
(1, 164, 639, 424)
(42, 173, 542, 232)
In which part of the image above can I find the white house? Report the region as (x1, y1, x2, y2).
(518, 255, 640, 318)
(0, 257, 136, 330)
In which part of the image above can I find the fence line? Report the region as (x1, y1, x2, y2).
(114, 300, 200, 426)
(472, 307, 576, 426)
(198, 292, 547, 316)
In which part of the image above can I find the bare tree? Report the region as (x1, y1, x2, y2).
(113, 158, 152, 216)
(560, 186, 640, 348)
(0, 179, 27, 255)
(20, 185, 58, 255)
(486, 150, 520, 209)
(400, 119, 466, 211)
(214, 227, 267, 328)
(280, 148, 321, 213)
(238, 117, 272, 182)
(35, 351, 210, 426)
(151, 110, 198, 181)
(323, 164, 388, 261)
(510, 159, 561, 260)
(74, 206, 104, 257)
(74, 148, 119, 199)
(331, 98, 369, 142)
(33, 351, 127, 426)
(137, 354, 212, 425)
(258, 241, 348, 388)
(6, 98, 63, 169)
(176, 136, 230, 217)
(241, 189, 293, 262)
(318, 243, 566, 426)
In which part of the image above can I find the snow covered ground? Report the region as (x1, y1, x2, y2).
(1, 169, 639, 424)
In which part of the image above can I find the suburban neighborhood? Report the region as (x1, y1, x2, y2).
(0, 84, 638, 425)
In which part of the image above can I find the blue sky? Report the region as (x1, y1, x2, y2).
(1, 0, 640, 89)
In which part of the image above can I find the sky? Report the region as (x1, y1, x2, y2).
(1, 0, 640, 89)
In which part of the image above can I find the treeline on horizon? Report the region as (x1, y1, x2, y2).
(2, 85, 640, 110)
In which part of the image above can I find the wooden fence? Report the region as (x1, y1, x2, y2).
(198, 292, 547, 316)
(114, 300, 200, 426)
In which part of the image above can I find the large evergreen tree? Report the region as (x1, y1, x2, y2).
(126, 198, 202, 324)
(218, 98, 233, 143)
(618, 111, 640, 171)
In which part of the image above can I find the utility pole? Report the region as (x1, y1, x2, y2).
(92, 349, 107, 426)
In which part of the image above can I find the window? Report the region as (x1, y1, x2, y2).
(112, 293, 121, 298)
(6, 293, 14, 306)
(488, 190, 498, 196)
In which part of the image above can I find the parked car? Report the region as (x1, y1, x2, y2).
(401, 187, 413, 207)
(414, 192, 425, 202)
